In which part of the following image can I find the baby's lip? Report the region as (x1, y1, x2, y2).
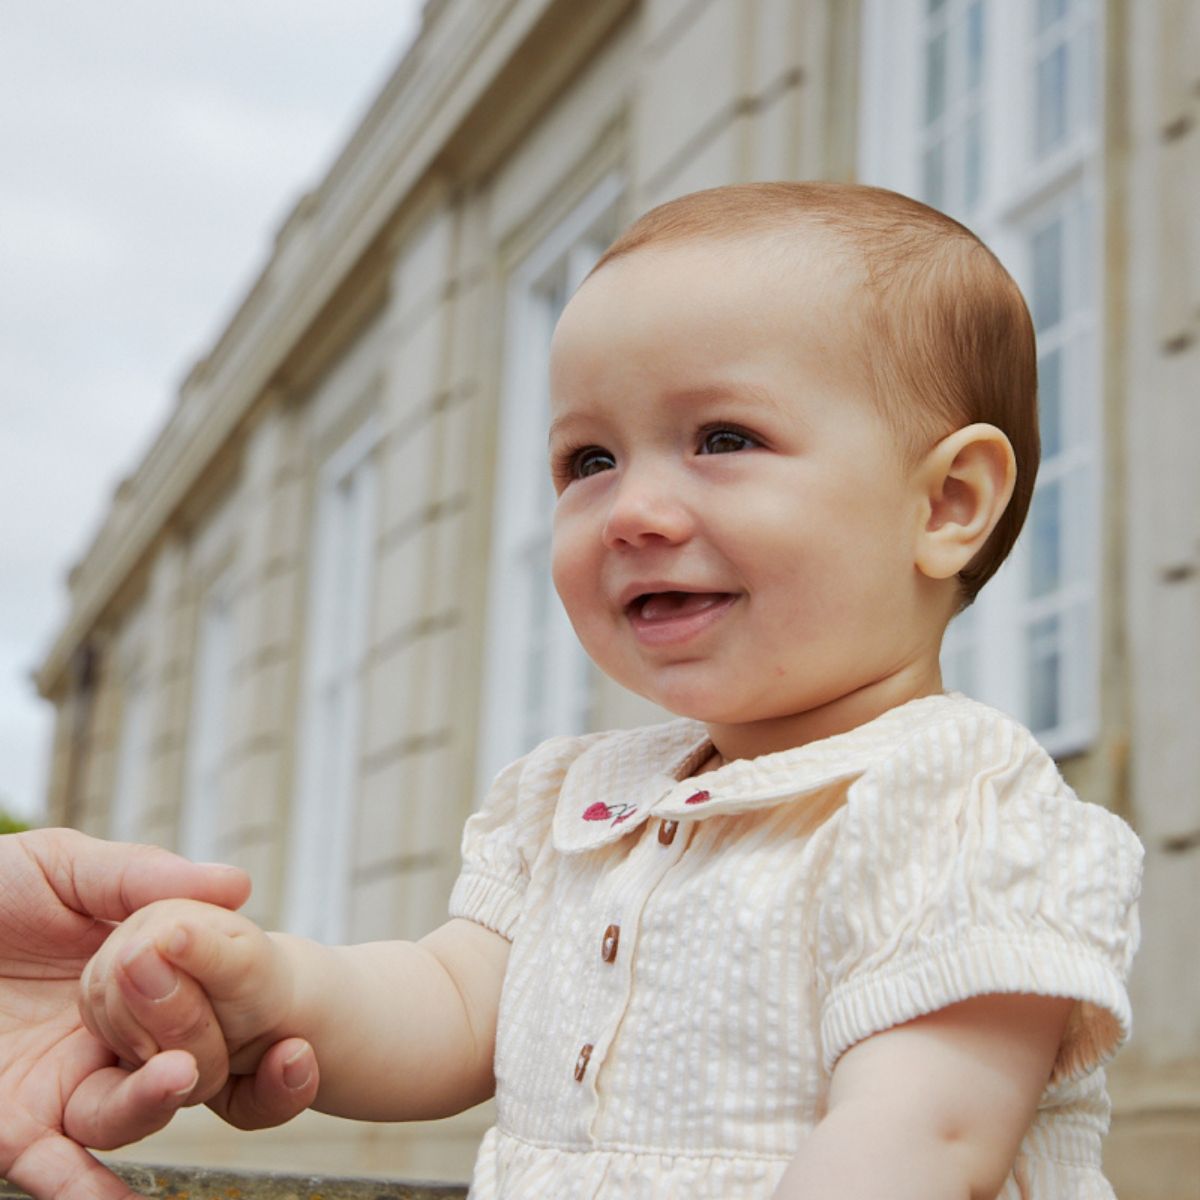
(622, 589, 739, 644)
(618, 582, 735, 614)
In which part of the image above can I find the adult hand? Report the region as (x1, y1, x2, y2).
(0, 828, 317, 1200)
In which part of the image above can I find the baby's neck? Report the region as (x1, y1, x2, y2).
(704, 662, 944, 764)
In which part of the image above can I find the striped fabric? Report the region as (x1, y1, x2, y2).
(449, 693, 1143, 1198)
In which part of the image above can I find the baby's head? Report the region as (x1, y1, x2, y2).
(547, 182, 1038, 750)
(586, 182, 1039, 603)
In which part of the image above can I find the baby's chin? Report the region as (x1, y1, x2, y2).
(629, 681, 783, 730)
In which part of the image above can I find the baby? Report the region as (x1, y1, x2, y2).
(80, 183, 1142, 1199)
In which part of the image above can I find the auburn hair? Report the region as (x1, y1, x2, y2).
(587, 182, 1039, 605)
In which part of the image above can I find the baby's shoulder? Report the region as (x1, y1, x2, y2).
(834, 692, 1143, 875)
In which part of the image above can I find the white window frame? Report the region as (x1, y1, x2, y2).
(476, 174, 623, 794)
(179, 573, 235, 864)
(860, 0, 1103, 754)
(285, 417, 380, 942)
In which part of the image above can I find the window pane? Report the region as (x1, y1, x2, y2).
(1037, 0, 1068, 31)
(522, 534, 552, 739)
(182, 590, 233, 864)
(922, 141, 946, 207)
(1026, 614, 1061, 733)
(964, 111, 984, 210)
(1038, 347, 1063, 457)
(941, 606, 977, 696)
(1080, 18, 1099, 132)
(1029, 480, 1062, 598)
(537, 272, 569, 327)
(1035, 42, 1069, 155)
(925, 30, 948, 124)
(1031, 218, 1064, 331)
(966, 1, 985, 93)
(112, 683, 149, 843)
(942, 642, 978, 697)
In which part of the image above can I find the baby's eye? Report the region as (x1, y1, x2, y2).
(570, 446, 617, 479)
(698, 427, 757, 455)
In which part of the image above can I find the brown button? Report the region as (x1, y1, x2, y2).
(574, 1043, 593, 1082)
(601, 924, 620, 962)
(658, 819, 679, 845)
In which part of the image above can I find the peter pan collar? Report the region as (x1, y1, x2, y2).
(551, 692, 967, 854)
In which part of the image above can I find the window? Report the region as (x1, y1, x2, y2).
(860, 0, 1102, 753)
(111, 670, 150, 842)
(180, 577, 234, 863)
(285, 420, 379, 941)
(477, 175, 622, 791)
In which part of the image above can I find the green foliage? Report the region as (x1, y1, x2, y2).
(0, 808, 31, 835)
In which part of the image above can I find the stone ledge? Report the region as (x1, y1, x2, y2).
(0, 1163, 468, 1200)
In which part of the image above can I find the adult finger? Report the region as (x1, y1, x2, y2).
(206, 1038, 318, 1131)
(109, 945, 230, 1101)
(62, 1050, 198, 1151)
(29, 828, 251, 922)
(3, 1130, 144, 1200)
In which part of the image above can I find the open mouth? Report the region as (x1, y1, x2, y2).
(626, 590, 736, 622)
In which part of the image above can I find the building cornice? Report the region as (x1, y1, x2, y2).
(36, 0, 633, 696)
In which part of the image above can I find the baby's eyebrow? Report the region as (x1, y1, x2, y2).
(547, 411, 584, 446)
(659, 381, 788, 414)
(547, 380, 792, 447)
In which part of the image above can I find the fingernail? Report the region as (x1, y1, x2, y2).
(283, 1046, 313, 1091)
(122, 942, 179, 1001)
(171, 1068, 200, 1100)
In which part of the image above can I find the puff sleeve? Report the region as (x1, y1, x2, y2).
(817, 711, 1143, 1085)
(448, 733, 608, 940)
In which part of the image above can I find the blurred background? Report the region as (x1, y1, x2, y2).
(1, 0, 1196, 1194)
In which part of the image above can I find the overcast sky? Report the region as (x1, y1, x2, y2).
(0, 2, 423, 821)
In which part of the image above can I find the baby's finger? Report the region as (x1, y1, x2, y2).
(112, 942, 230, 1102)
(63, 1050, 198, 1150)
(79, 951, 155, 1071)
(206, 1038, 318, 1131)
(152, 917, 267, 1005)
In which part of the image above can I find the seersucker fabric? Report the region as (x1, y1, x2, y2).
(449, 693, 1143, 1198)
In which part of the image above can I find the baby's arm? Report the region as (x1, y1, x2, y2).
(81, 901, 509, 1123)
(272, 917, 510, 1119)
(772, 992, 1072, 1200)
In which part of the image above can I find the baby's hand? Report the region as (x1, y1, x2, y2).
(79, 899, 295, 1100)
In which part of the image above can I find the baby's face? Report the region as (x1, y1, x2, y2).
(548, 236, 938, 751)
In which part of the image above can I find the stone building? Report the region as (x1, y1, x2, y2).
(34, 0, 1198, 1194)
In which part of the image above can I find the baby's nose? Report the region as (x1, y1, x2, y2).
(601, 469, 693, 548)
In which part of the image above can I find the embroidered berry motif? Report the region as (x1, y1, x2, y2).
(684, 789, 711, 806)
(582, 800, 638, 826)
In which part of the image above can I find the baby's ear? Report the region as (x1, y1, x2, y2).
(914, 423, 1016, 581)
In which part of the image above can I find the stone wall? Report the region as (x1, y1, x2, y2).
(0, 1165, 466, 1200)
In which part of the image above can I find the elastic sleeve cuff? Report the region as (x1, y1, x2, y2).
(820, 933, 1131, 1083)
(448, 868, 527, 941)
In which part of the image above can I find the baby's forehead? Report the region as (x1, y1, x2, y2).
(550, 234, 882, 427)
(564, 227, 866, 329)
